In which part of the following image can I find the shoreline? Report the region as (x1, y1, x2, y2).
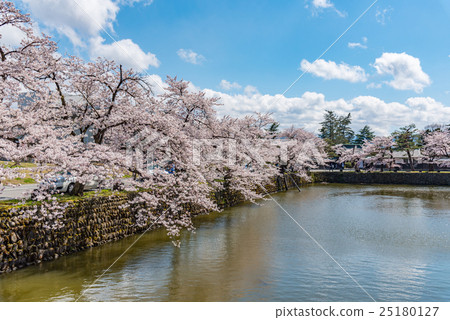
(0, 175, 308, 274)
(2, 172, 448, 274)
(311, 171, 450, 186)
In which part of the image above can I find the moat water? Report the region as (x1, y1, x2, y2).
(1, 184, 449, 301)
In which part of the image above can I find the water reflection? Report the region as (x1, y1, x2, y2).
(0, 184, 449, 301)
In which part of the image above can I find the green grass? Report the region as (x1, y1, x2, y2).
(0, 189, 129, 210)
(14, 177, 36, 183)
(0, 161, 37, 168)
(1, 161, 40, 185)
(0, 199, 40, 211)
(2, 176, 37, 185)
(57, 189, 123, 202)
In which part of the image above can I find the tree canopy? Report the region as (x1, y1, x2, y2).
(353, 125, 375, 145)
(0, 1, 327, 244)
(319, 110, 354, 146)
(391, 124, 421, 170)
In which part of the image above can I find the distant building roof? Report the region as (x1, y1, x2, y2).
(342, 144, 362, 149)
(392, 150, 423, 159)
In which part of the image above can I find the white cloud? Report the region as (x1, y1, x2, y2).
(244, 85, 259, 96)
(0, 25, 26, 47)
(312, 0, 333, 9)
(145, 74, 201, 96)
(367, 82, 382, 89)
(177, 49, 205, 65)
(0, 18, 42, 48)
(348, 42, 367, 49)
(219, 80, 242, 91)
(405, 97, 450, 124)
(375, 7, 393, 25)
(21, 0, 119, 46)
(300, 59, 368, 83)
(202, 87, 450, 136)
(349, 96, 412, 135)
(90, 37, 160, 71)
(144, 74, 448, 136)
(143, 74, 167, 96)
(20, 0, 159, 69)
(373, 52, 431, 93)
(310, 0, 346, 17)
(348, 37, 368, 49)
(118, 0, 153, 6)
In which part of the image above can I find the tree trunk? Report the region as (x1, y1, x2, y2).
(289, 174, 301, 192)
(279, 165, 288, 191)
(276, 176, 282, 191)
(406, 150, 414, 171)
(72, 182, 85, 196)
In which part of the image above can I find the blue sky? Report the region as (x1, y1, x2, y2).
(10, 0, 450, 135)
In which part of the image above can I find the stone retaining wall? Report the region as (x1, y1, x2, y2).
(311, 171, 450, 186)
(0, 175, 307, 273)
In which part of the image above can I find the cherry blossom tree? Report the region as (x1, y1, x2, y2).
(45, 56, 158, 194)
(422, 130, 450, 170)
(211, 113, 279, 199)
(125, 77, 223, 241)
(0, 2, 330, 244)
(335, 136, 401, 172)
(333, 144, 365, 171)
(0, 1, 66, 189)
(278, 126, 327, 182)
(360, 136, 397, 171)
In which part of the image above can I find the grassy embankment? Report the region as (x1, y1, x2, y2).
(0, 189, 124, 210)
(1, 161, 38, 185)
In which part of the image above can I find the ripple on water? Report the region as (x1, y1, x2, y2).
(1, 184, 449, 301)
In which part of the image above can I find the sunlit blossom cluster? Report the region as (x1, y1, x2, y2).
(0, 2, 327, 242)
